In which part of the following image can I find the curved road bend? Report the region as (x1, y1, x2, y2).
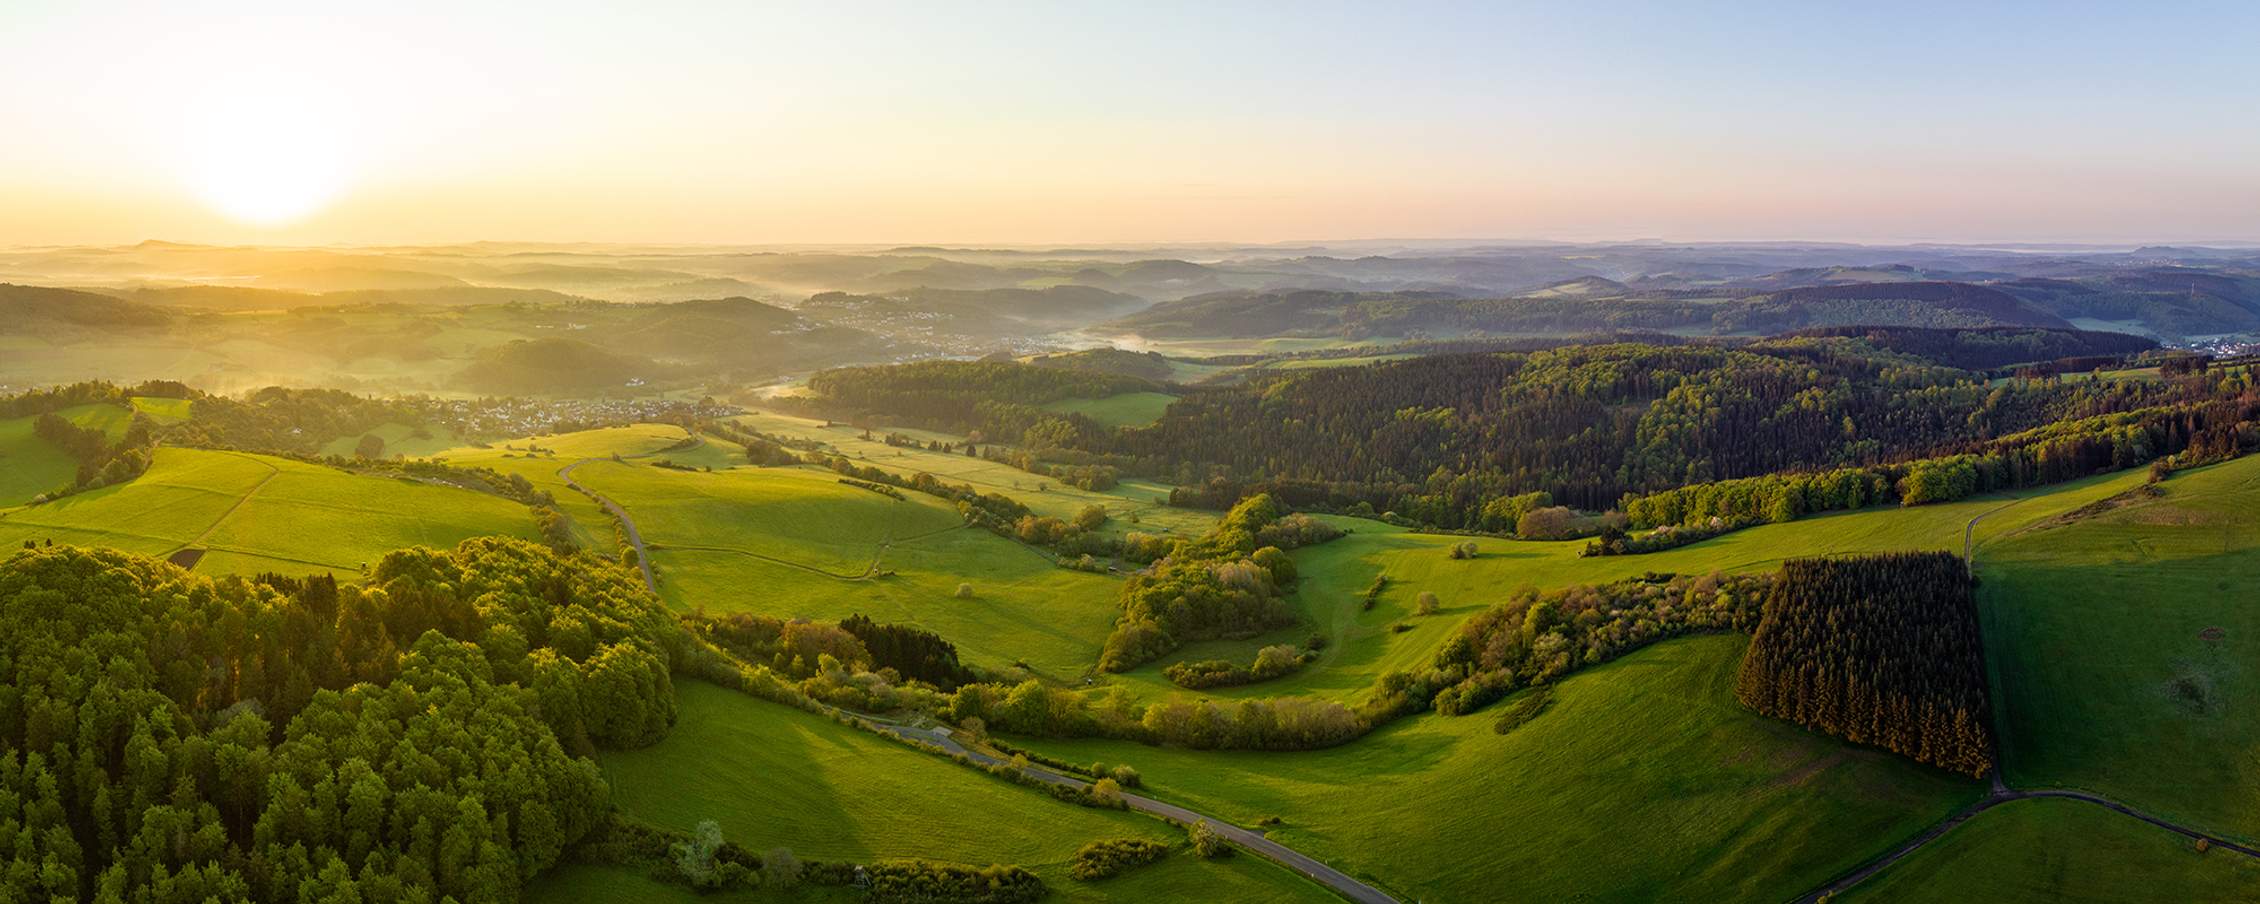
(1795, 784, 2260, 903)
(558, 459, 657, 593)
(856, 717, 1399, 904)
(1803, 502, 2258, 901)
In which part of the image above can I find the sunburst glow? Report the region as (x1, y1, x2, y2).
(180, 80, 352, 226)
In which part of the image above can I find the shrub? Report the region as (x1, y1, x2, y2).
(1416, 591, 1440, 615)
(1069, 838, 1170, 880)
(864, 860, 1045, 904)
(955, 582, 975, 599)
(1188, 820, 1231, 858)
(1089, 777, 1125, 807)
(1108, 764, 1142, 788)
(1492, 686, 1553, 735)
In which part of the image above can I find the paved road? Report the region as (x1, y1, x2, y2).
(559, 459, 657, 593)
(856, 717, 1399, 904)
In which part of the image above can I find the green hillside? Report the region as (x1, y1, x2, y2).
(0, 446, 536, 573)
(0, 414, 76, 506)
(1841, 798, 2260, 902)
(1039, 391, 1178, 427)
(1024, 635, 1978, 903)
(1980, 453, 2260, 843)
(595, 681, 1333, 902)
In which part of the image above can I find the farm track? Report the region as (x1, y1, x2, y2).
(1795, 496, 2259, 901)
(171, 452, 282, 560)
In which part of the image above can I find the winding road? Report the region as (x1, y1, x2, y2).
(559, 458, 657, 593)
(578, 447, 1400, 903)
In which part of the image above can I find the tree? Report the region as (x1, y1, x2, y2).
(672, 820, 724, 888)
(354, 433, 387, 459)
(1074, 504, 1108, 531)
(1416, 591, 1441, 615)
(1188, 820, 1230, 858)
(762, 846, 802, 889)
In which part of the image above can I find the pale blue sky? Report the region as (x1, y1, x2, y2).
(3, 1, 2256, 244)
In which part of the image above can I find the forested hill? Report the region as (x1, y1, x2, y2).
(1075, 338, 2218, 516)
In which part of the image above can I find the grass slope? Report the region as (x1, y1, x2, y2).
(0, 415, 76, 506)
(1095, 466, 2152, 707)
(433, 424, 705, 556)
(570, 459, 1122, 678)
(1980, 453, 2260, 844)
(128, 396, 194, 424)
(1840, 798, 2260, 903)
(1039, 391, 1178, 428)
(735, 409, 1216, 539)
(593, 681, 1331, 903)
(0, 447, 535, 574)
(317, 421, 463, 459)
(1024, 635, 1979, 902)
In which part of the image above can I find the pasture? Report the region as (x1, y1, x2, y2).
(734, 409, 1216, 538)
(0, 447, 536, 574)
(0, 414, 76, 506)
(1093, 465, 2152, 707)
(1038, 391, 1178, 427)
(433, 423, 706, 555)
(1024, 635, 1979, 903)
(593, 681, 1332, 902)
(1840, 797, 2260, 902)
(572, 458, 1125, 677)
(1978, 453, 2260, 843)
(317, 421, 463, 458)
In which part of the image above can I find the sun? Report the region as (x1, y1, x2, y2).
(180, 81, 354, 226)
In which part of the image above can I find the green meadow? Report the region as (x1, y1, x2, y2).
(1978, 453, 2260, 844)
(568, 458, 1123, 677)
(317, 420, 463, 458)
(1038, 390, 1178, 427)
(592, 681, 1332, 903)
(1024, 635, 1979, 903)
(1841, 797, 2260, 903)
(734, 409, 1216, 538)
(433, 423, 706, 555)
(0, 446, 536, 574)
(0, 414, 77, 506)
(1094, 465, 2152, 707)
(128, 395, 195, 424)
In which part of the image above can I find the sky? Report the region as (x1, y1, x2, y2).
(4, 0, 2258, 246)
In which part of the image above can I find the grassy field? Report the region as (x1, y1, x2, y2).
(59, 401, 132, 441)
(735, 409, 1216, 539)
(565, 458, 1123, 677)
(432, 423, 705, 555)
(1025, 635, 1980, 903)
(0, 414, 76, 506)
(0, 446, 536, 574)
(1979, 453, 2260, 844)
(1039, 391, 1178, 427)
(592, 681, 1332, 903)
(1840, 798, 2260, 902)
(1091, 465, 2153, 707)
(317, 421, 463, 458)
(127, 396, 195, 424)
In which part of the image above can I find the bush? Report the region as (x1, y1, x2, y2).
(955, 582, 976, 599)
(1069, 838, 1170, 880)
(1416, 591, 1440, 615)
(1492, 686, 1553, 735)
(1188, 820, 1231, 858)
(865, 860, 1046, 904)
(1108, 764, 1142, 788)
(1089, 777, 1125, 807)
